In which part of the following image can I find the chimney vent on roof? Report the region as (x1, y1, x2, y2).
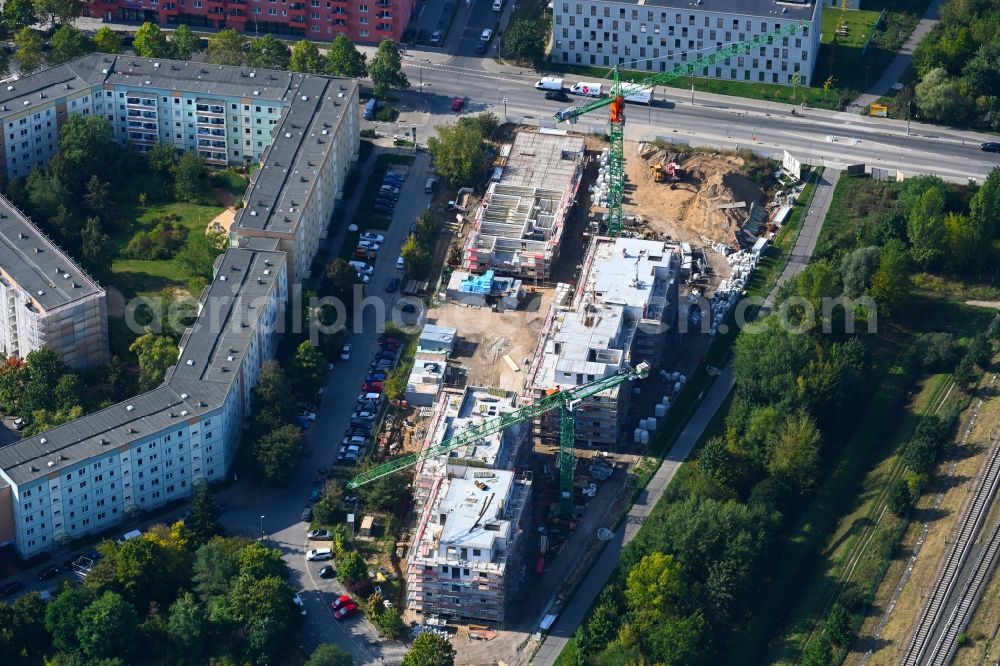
(181, 393, 189, 399)
(40, 437, 47, 444)
(126, 405, 134, 411)
(100, 438, 110, 445)
(47, 461, 54, 467)
(186, 359, 194, 366)
(180, 409, 188, 416)
(128, 427, 137, 434)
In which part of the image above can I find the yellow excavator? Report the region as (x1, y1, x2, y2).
(650, 162, 681, 184)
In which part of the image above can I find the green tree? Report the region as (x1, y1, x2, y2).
(326, 34, 368, 77)
(801, 631, 833, 666)
(206, 28, 246, 65)
(869, 239, 911, 316)
(427, 122, 487, 185)
(825, 603, 851, 647)
(312, 479, 344, 524)
(192, 539, 241, 602)
(906, 186, 947, 269)
(148, 142, 176, 178)
(840, 246, 880, 299)
(369, 39, 409, 97)
(133, 22, 171, 58)
(733, 314, 814, 406)
(254, 360, 295, 419)
(252, 424, 303, 485)
(644, 611, 706, 665)
(624, 552, 684, 629)
(174, 150, 208, 202)
(84, 174, 114, 218)
(226, 574, 301, 664)
(768, 411, 822, 492)
(969, 167, 1000, 248)
(503, 19, 544, 63)
(400, 234, 430, 280)
(129, 332, 178, 390)
(93, 26, 123, 54)
(915, 67, 965, 124)
(337, 550, 368, 587)
(167, 591, 206, 660)
(248, 34, 291, 69)
(45, 587, 92, 653)
(77, 591, 139, 660)
(81, 216, 109, 272)
(1, 591, 48, 660)
(2, 0, 37, 32)
(307, 643, 354, 666)
(49, 24, 93, 64)
(887, 477, 913, 516)
(187, 479, 223, 543)
(401, 632, 455, 666)
(236, 541, 289, 580)
(289, 39, 325, 73)
(357, 471, 407, 512)
(293, 340, 327, 397)
(176, 228, 226, 282)
(34, 0, 80, 29)
(170, 24, 200, 60)
(14, 28, 44, 74)
(54, 372, 83, 411)
(943, 211, 979, 273)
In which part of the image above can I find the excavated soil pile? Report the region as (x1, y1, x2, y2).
(628, 144, 766, 245)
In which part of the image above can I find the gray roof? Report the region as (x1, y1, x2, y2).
(584, 0, 817, 21)
(99, 56, 298, 102)
(0, 247, 283, 486)
(0, 194, 103, 311)
(171, 247, 285, 386)
(235, 75, 354, 235)
(0, 382, 225, 486)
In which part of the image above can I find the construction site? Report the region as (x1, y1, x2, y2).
(380, 125, 806, 661)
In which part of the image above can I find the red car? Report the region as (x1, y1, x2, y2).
(331, 595, 353, 611)
(450, 97, 464, 112)
(379, 336, 401, 347)
(362, 382, 384, 392)
(334, 603, 359, 620)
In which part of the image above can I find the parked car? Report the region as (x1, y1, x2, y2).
(430, 29, 443, 45)
(352, 410, 377, 421)
(293, 416, 312, 429)
(373, 204, 393, 215)
(0, 581, 24, 597)
(361, 232, 385, 244)
(318, 564, 336, 578)
(981, 142, 1000, 153)
(358, 239, 381, 251)
(339, 344, 353, 362)
(331, 595, 354, 610)
(296, 407, 317, 421)
(12, 417, 24, 431)
(396, 256, 405, 270)
(334, 603, 359, 620)
(300, 506, 314, 522)
(386, 276, 399, 293)
(364, 372, 387, 382)
(545, 90, 571, 102)
(306, 548, 333, 561)
(37, 566, 61, 582)
(357, 273, 371, 284)
(307, 529, 332, 540)
(451, 97, 465, 112)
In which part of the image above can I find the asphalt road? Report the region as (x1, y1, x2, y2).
(223, 151, 432, 664)
(392, 58, 998, 184)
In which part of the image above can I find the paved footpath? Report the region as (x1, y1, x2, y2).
(851, 0, 946, 109)
(532, 166, 842, 665)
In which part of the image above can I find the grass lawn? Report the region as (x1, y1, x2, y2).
(110, 198, 230, 300)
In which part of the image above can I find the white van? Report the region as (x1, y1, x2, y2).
(117, 529, 143, 544)
(492, 0, 503, 10)
(534, 77, 564, 91)
(348, 260, 374, 275)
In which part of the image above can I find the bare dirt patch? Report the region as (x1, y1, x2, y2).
(622, 143, 766, 246)
(427, 288, 555, 393)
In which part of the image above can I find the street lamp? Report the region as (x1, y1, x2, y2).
(503, 96, 508, 119)
(259, 515, 265, 541)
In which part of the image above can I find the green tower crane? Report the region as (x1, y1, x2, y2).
(554, 20, 810, 236)
(349, 362, 651, 517)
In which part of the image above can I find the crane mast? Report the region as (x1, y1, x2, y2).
(349, 363, 650, 517)
(555, 20, 810, 236)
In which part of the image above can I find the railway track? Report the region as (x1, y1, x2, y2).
(900, 431, 1000, 666)
(925, 509, 1000, 665)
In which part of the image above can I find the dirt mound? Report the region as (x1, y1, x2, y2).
(627, 145, 765, 245)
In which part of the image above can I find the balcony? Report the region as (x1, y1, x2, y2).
(195, 103, 225, 114)
(195, 116, 226, 126)
(197, 127, 226, 137)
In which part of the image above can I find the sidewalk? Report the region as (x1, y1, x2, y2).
(851, 0, 946, 109)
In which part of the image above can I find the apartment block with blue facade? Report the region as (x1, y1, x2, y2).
(0, 54, 358, 558)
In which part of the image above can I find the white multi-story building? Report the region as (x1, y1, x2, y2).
(0, 55, 359, 558)
(551, 0, 822, 86)
(526, 237, 679, 448)
(0, 195, 109, 369)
